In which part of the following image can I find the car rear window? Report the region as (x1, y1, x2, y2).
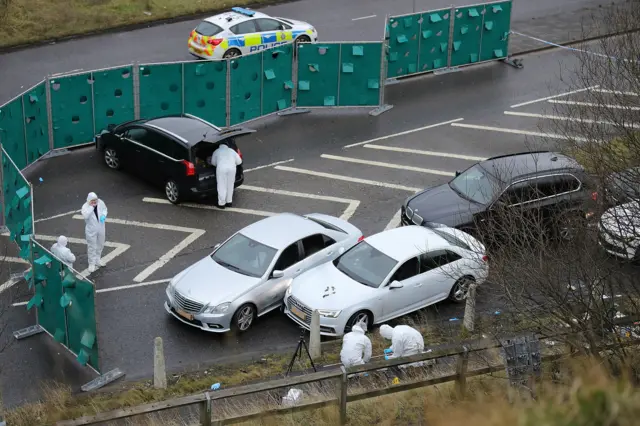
(195, 21, 223, 36)
(305, 217, 346, 234)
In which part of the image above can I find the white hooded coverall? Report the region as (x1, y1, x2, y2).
(51, 236, 76, 268)
(81, 192, 108, 269)
(379, 324, 424, 358)
(209, 144, 242, 207)
(340, 323, 372, 367)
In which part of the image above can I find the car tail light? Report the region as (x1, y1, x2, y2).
(591, 191, 598, 201)
(358, 236, 364, 242)
(207, 38, 223, 46)
(182, 160, 196, 176)
(482, 255, 488, 262)
(236, 148, 242, 159)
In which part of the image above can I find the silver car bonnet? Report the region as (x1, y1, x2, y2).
(174, 256, 261, 305)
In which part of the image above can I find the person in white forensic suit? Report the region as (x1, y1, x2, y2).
(81, 192, 108, 273)
(51, 235, 76, 269)
(380, 324, 424, 359)
(208, 143, 241, 209)
(340, 321, 372, 368)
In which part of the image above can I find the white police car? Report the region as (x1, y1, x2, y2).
(188, 7, 318, 60)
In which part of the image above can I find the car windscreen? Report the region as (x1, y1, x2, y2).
(195, 21, 223, 36)
(211, 233, 277, 278)
(449, 164, 498, 204)
(333, 242, 397, 288)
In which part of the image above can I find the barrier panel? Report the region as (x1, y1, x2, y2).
(0, 96, 27, 170)
(184, 60, 228, 127)
(49, 72, 96, 149)
(479, 1, 512, 62)
(261, 44, 294, 117)
(138, 62, 184, 119)
(23, 81, 51, 165)
(296, 42, 383, 108)
(1, 146, 33, 259)
(92, 66, 135, 134)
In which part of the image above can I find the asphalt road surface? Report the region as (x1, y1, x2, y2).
(1, 43, 620, 407)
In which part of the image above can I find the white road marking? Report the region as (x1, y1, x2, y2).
(363, 144, 486, 161)
(384, 210, 402, 230)
(321, 154, 455, 177)
(343, 118, 465, 148)
(352, 14, 376, 21)
(241, 185, 360, 221)
(275, 165, 422, 192)
(71, 215, 205, 282)
(592, 89, 640, 96)
(12, 301, 27, 307)
(34, 209, 79, 223)
(0, 257, 30, 295)
(0, 277, 22, 294)
(0, 256, 30, 264)
(450, 122, 590, 142)
(504, 110, 640, 128)
(142, 197, 276, 217)
(510, 86, 600, 108)
(244, 159, 294, 173)
(547, 100, 640, 110)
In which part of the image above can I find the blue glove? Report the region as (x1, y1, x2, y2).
(384, 348, 393, 355)
(211, 382, 221, 390)
(99, 215, 106, 223)
(384, 355, 391, 361)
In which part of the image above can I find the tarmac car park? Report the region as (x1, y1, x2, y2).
(188, 7, 318, 59)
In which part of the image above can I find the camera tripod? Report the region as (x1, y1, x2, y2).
(285, 327, 317, 377)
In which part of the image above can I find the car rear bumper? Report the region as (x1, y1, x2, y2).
(188, 40, 224, 60)
(188, 171, 244, 196)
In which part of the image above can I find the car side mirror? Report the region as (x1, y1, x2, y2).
(389, 281, 403, 290)
(338, 247, 345, 255)
(272, 270, 285, 279)
(455, 170, 461, 177)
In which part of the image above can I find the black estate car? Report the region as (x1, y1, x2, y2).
(96, 114, 253, 204)
(401, 151, 599, 241)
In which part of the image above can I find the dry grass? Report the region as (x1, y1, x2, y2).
(0, 0, 280, 48)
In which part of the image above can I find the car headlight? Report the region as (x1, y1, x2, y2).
(286, 285, 293, 297)
(318, 309, 341, 318)
(204, 302, 231, 314)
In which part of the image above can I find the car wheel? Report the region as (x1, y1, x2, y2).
(554, 212, 586, 241)
(223, 48, 241, 59)
(104, 147, 121, 170)
(295, 35, 311, 45)
(449, 276, 475, 303)
(344, 310, 371, 334)
(165, 180, 181, 204)
(232, 304, 256, 332)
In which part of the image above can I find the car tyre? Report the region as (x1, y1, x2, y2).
(344, 310, 372, 334)
(223, 48, 241, 59)
(295, 35, 311, 45)
(104, 147, 121, 170)
(449, 276, 474, 303)
(165, 179, 181, 205)
(553, 211, 586, 242)
(232, 304, 256, 333)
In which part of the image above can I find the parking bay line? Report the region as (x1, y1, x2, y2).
(275, 166, 422, 192)
(71, 215, 205, 283)
(244, 158, 294, 173)
(504, 110, 640, 128)
(142, 197, 276, 217)
(363, 144, 487, 162)
(510, 85, 600, 108)
(0, 257, 31, 295)
(384, 210, 402, 231)
(321, 154, 455, 177)
(547, 100, 640, 110)
(450, 122, 590, 142)
(343, 118, 465, 149)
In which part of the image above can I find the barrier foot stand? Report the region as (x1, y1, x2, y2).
(81, 368, 126, 392)
(434, 66, 462, 76)
(13, 324, 44, 340)
(277, 108, 311, 117)
(503, 57, 524, 69)
(369, 104, 394, 117)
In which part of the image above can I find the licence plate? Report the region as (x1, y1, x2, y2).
(176, 309, 194, 321)
(291, 306, 306, 321)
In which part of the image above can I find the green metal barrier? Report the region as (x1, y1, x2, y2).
(93, 66, 135, 134)
(23, 82, 50, 165)
(49, 72, 95, 149)
(386, 12, 422, 78)
(338, 42, 383, 107)
(261, 44, 294, 117)
(450, 5, 483, 67)
(480, 1, 512, 62)
(184, 61, 227, 127)
(0, 97, 27, 169)
(1, 147, 33, 258)
(296, 44, 340, 107)
(418, 9, 452, 73)
(229, 52, 263, 125)
(139, 63, 183, 119)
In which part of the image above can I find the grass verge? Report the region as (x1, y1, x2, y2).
(0, 0, 283, 48)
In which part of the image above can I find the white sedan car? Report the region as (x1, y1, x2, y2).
(188, 7, 318, 59)
(284, 225, 489, 336)
(598, 200, 640, 261)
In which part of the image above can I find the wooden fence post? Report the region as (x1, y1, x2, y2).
(455, 345, 469, 398)
(200, 392, 212, 426)
(339, 366, 348, 425)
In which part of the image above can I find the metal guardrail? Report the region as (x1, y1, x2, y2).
(54, 325, 640, 426)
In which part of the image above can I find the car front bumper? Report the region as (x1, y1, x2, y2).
(598, 228, 636, 260)
(283, 295, 347, 337)
(165, 288, 233, 332)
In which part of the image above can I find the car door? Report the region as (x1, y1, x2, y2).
(418, 250, 461, 303)
(140, 131, 182, 186)
(255, 18, 287, 47)
(297, 233, 339, 272)
(255, 241, 304, 313)
(380, 257, 421, 321)
(121, 127, 154, 177)
(229, 19, 259, 54)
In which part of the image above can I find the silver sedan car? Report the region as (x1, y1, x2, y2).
(164, 212, 363, 333)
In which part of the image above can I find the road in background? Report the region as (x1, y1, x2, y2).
(0, 0, 621, 100)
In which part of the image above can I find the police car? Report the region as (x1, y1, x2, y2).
(188, 7, 318, 60)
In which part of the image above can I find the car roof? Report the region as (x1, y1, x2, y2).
(203, 9, 270, 29)
(143, 116, 215, 145)
(480, 151, 583, 183)
(239, 213, 328, 248)
(366, 226, 451, 262)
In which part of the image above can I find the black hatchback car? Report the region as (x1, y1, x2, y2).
(96, 114, 252, 204)
(401, 151, 599, 241)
